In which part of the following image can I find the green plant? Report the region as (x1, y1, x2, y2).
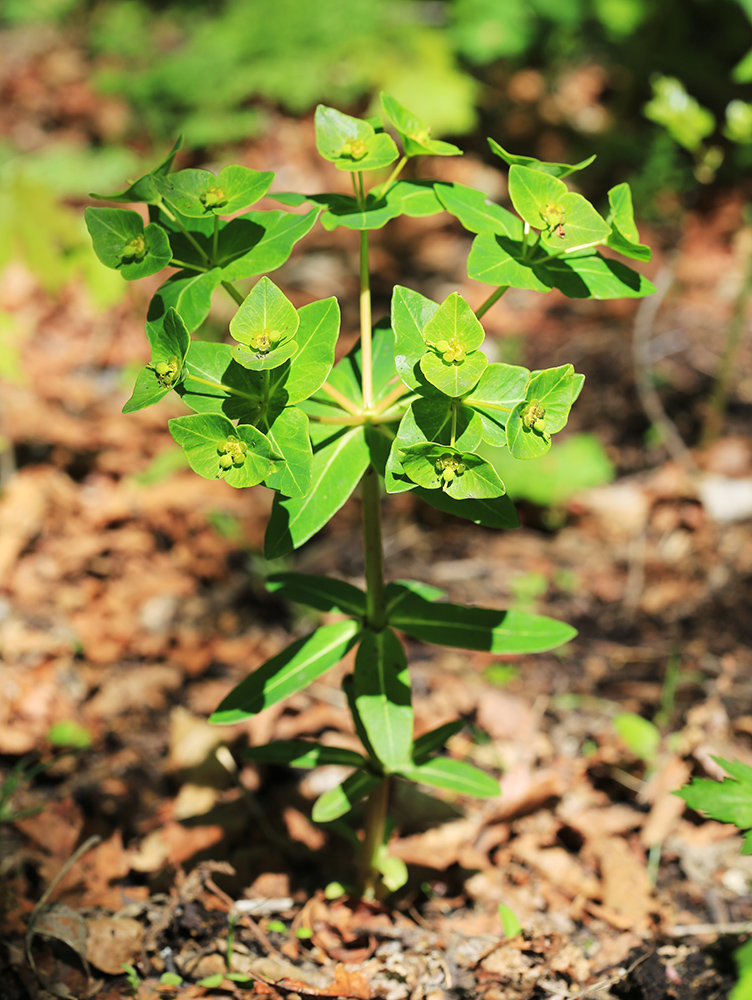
(86, 94, 654, 896)
(678, 759, 752, 1000)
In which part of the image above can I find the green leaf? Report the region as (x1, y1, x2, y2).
(435, 181, 520, 236)
(380, 93, 462, 157)
(538, 252, 656, 299)
(419, 292, 488, 396)
(266, 572, 367, 617)
(423, 291, 485, 354)
(643, 75, 715, 153)
(467, 234, 551, 292)
(314, 105, 399, 172)
(90, 136, 182, 204)
(123, 307, 190, 413)
(153, 165, 274, 217)
(210, 619, 361, 723)
(414, 486, 519, 529)
(614, 713, 661, 762)
(146, 267, 223, 335)
(392, 285, 439, 390)
(399, 442, 506, 500)
(244, 740, 367, 769)
(506, 364, 579, 459)
(677, 757, 752, 836)
(353, 628, 413, 771)
(178, 340, 264, 421)
(498, 904, 522, 938)
(260, 405, 312, 497)
(605, 183, 652, 262)
(372, 850, 409, 892)
(488, 138, 596, 178)
(85, 207, 171, 279)
(387, 589, 576, 653)
(268, 297, 340, 406)
(508, 167, 610, 252)
(385, 399, 483, 494)
(412, 719, 465, 762)
(319, 193, 404, 231)
(312, 771, 382, 823)
(218, 208, 319, 281)
(229, 276, 299, 370)
(463, 362, 530, 447)
(168, 412, 279, 488)
(395, 756, 499, 798)
(264, 425, 369, 558)
(420, 350, 487, 397)
(385, 180, 444, 217)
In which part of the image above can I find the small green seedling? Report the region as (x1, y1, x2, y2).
(87, 94, 654, 896)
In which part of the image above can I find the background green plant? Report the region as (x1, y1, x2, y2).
(85, 92, 654, 895)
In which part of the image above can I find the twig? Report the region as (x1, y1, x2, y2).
(632, 263, 698, 473)
(538, 951, 650, 999)
(25, 834, 101, 977)
(668, 920, 752, 936)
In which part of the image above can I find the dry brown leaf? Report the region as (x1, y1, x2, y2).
(511, 832, 601, 900)
(129, 822, 224, 872)
(86, 915, 143, 974)
(390, 818, 482, 869)
(639, 754, 691, 847)
(587, 835, 654, 930)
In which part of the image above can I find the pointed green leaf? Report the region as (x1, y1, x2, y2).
(384, 180, 444, 217)
(90, 136, 182, 204)
(463, 362, 530, 446)
(146, 267, 223, 335)
(540, 194, 611, 254)
(508, 167, 610, 251)
(168, 412, 278, 488)
(392, 285, 439, 389)
(260, 405, 312, 497)
(423, 291, 485, 353)
(266, 572, 366, 616)
(399, 442, 506, 499)
(395, 756, 499, 798)
(508, 166, 568, 230)
(488, 138, 596, 178)
(506, 363, 579, 460)
(211, 619, 361, 723)
(229, 276, 299, 370)
(606, 183, 652, 262)
(314, 105, 399, 172)
(420, 350, 487, 397)
(412, 719, 465, 763)
(312, 770, 382, 823)
(380, 93, 462, 157)
(244, 740, 367, 770)
(264, 425, 369, 558)
(219, 208, 319, 281)
(435, 181, 519, 236)
(388, 591, 576, 653)
(413, 485, 518, 529)
(320, 193, 403, 231)
(677, 757, 752, 831)
(153, 165, 274, 218)
(85, 208, 171, 279)
(178, 340, 264, 421)
(123, 308, 190, 413)
(267, 297, 340, 406)
(467, 233, 551, 291)
(353, 629, 413, 771)
(538, 253, 656, 299)
(386, 399, 482, 494)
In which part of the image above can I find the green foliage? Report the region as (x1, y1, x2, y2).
(87, 95, 653, 896)
(678, 758, 752, 853)
(614, 712, 661, 762)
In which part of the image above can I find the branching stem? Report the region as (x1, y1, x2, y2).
(475, 285, 509, 319)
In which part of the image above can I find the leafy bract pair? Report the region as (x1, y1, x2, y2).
(86, 93, 654, 895)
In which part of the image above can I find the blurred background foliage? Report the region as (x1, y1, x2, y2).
(1, 0, 751, 204)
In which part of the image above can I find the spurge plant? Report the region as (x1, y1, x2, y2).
(86, 95, 654, 896)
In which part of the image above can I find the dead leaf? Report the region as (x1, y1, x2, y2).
(28, 903, 89, 973)
(86, 915, 143, 974)
(586, 836, 654, 930)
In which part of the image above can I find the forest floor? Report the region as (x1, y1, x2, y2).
(2, 22, 752, 1000)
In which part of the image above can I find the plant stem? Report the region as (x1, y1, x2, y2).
(358, 777, 390, 899)
(212, 215, 219, 265)
(360, 231, 373, 409)
(702, 233, 752, 444)
(319, 381, 362, 416)
(475, 285, 509, 319)
(184, 374, 259, 402)
(378, 156, 407, 198)
(370, 381, 410, 416)
(361, 463, 386, 630)
(170, 258, 207, 272)
(222, 280, 245, 306)
(159, 203, 211, 265)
